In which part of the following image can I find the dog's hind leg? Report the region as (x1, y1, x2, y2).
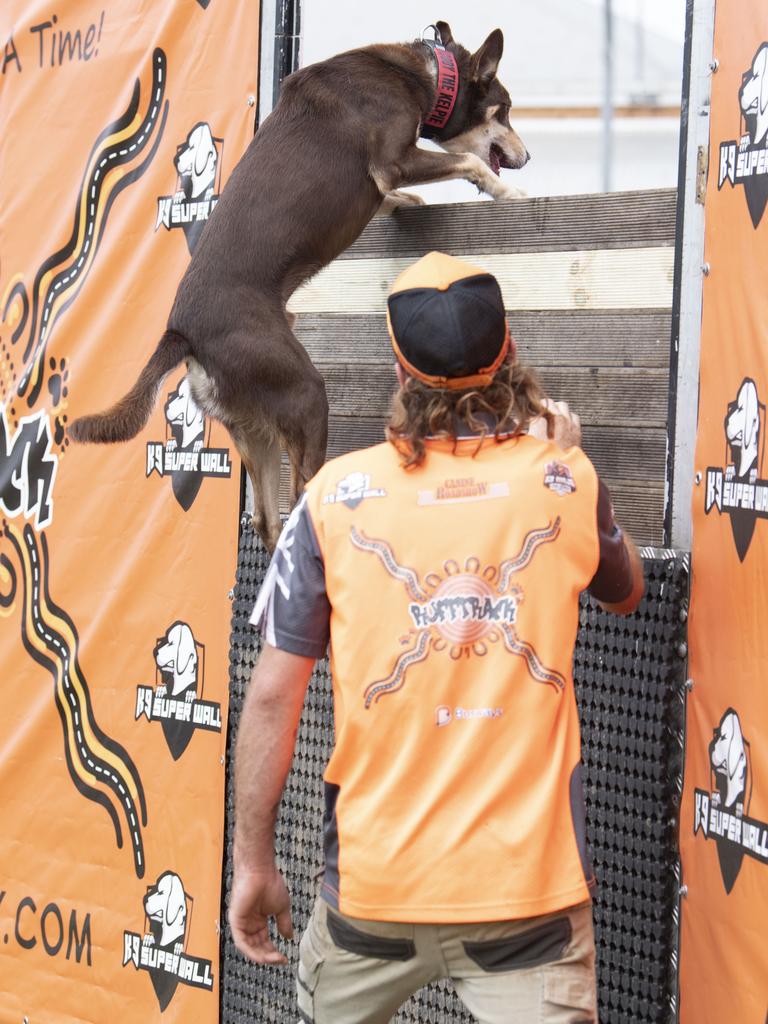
(375, 190, 426, 217)
(279, 368, 329, 506)
(231, 425, 283, 552)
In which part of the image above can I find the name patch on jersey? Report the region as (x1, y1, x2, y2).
(418, 477, 510, 506)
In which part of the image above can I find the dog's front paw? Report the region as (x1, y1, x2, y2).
(185, 689, 197, 704)
(173, 190, 186, 204)
(174, 941, 184, 956)
(143, 934, 155, 947)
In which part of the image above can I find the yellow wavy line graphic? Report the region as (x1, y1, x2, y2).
(9, 48, 168, 407)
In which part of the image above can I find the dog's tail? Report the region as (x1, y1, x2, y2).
(69, 330, 191, 444)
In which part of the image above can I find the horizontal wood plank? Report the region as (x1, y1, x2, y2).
(289, 248, 674, 314)
(315, 364, 669, 427)
(320, 417, 666, 482)
(295, 310, 672, 368)
(599, 480, 665, 546)
(344, 189, 677, 259)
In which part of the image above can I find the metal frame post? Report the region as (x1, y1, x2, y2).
(602, 0, 614, 193)
(666, 0, 717, 550)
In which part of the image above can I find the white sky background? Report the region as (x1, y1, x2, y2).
(580, 0, 686, 42)
(299, 0, 688, 198)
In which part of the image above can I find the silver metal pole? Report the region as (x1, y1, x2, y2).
(602, 0, 614, 192)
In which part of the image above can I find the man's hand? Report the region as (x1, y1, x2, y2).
(229, 645, 315, 964)
(228, 862, 294, 964)
(528, 399, 582, 449)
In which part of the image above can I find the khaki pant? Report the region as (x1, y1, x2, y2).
(296, 898, 597, 1024)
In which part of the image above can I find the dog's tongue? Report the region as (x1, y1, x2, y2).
(489, 145, 501, 176)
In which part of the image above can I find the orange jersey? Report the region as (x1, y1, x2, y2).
(253, 432, 630, 922)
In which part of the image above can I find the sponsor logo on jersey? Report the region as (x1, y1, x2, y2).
(543, 461, 576, 496)
(322, 472, 386, 509)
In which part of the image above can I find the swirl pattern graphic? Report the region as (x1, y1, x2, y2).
(351, 519, 567, 705)
(5, 522, 148, 876)
(500, 623, 566, 691)
(363, 631, 433, 708)
(497, 517, 561, 591)
(350, 527, 428, 601)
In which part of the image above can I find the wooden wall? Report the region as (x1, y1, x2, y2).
(287, 188, 677, 546)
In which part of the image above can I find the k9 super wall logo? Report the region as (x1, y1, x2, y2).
(123, 871, 214, 1011)
(705, 377, 767, 561)
(135, 621, 222, 760)
(146, 376, 231, 510)
(155, 122, 223, 253)
(718, 43, 768, 227)
(694, 709, 768, 893)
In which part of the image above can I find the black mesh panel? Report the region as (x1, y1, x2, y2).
(221, 525, 687, 1024)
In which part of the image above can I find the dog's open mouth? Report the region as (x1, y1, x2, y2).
(489, 143, 515, 176)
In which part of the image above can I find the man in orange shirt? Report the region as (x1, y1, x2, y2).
(229, 252, 644, 1023)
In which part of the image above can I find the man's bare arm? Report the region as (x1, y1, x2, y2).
(229, 643, 315, 964)
(528, 399, 644, 615)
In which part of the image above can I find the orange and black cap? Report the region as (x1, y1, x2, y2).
(387, 252, 513, 390)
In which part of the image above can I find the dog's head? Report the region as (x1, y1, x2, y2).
(429, 22, 529, 177)
(725, 378, 761, 478)
(174, 122, 218, 200)
(710, 709, 748, 810)
(165, 377, 205, 449)
(740, 45, 768, 147)
(154, 621, 198, 697)
(144, 871, 188, 949)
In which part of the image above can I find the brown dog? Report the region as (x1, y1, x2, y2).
(70, 22, 529, 549)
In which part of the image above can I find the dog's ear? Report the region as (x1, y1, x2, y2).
(743, 380, 759, 451)
(760, 47, 768, 116)
(471, 29, 504, 86)
(195, 124, 215, 177)
(435, 21, 454, 47)
(176, 624, 197, 677)
(166, 875, 187, 929)
(726, 713, 744, 781)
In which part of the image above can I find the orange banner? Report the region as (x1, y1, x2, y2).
(0, 2, 257, 1019)
(682, 5, 768, 1020)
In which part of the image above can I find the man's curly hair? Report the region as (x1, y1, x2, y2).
(387, 356, 553, 469)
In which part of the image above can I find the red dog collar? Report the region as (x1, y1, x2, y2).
(422, 38, 458, 131)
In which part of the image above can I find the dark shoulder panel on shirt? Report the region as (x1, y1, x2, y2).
(587, 477, 634, 604)
(250, 494, 331, 659)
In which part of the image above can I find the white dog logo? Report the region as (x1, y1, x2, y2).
(726, 378, 761, 478)
(144, 871, 187, 949)
(174, 122, 218, 201)
(337, 472, 369, 503)
(710, 709, 748, 809)
(740, 44, 768, 146)
(154, 622, 198, 697)
(165, 378, 205, 450)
